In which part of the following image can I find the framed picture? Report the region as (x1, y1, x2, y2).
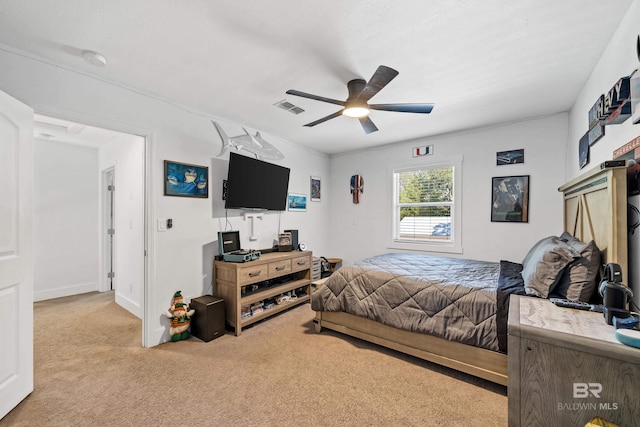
(164, 160, 208, 198)
(579, 134, 590, 169)
(491, 175, 529, 222)
(287, 193, 307, 212)
(310, 176, 321, 201)
(496, 149, 524, 166)
(278, 232, 292, 251)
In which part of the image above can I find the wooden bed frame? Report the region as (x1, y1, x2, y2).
(313, 164, 628, 386)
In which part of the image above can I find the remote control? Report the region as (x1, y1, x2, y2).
(550, 298, 593, 310)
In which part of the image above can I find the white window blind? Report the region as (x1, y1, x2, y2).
(395, 166, 453, 241)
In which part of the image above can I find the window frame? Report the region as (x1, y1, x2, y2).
(388, 155, 463, 254)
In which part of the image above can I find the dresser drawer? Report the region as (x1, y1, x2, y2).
(291, 255, 311, 272)
(238, 264, 269, 285)
(268, 259, 292, 277)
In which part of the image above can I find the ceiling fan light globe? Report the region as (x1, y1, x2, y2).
(343, 107, 370, 118)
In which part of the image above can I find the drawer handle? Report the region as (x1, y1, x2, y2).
(275, 265, 286, 271)
(297, 261, 307, 266)
(248, 271, 262, 277)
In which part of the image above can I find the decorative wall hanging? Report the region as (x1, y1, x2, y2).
(613, 134, 640, 195)
(584, 74, 632, 149)
(631, 72, 640, 125)
(310, 176, 321, 201)
(350, 174, 364, 204)
(579, 137, 590, 169)
(164, 160, 208, 198)
(491, 175, 529, 223)
(211, 120, 284, 160)
(287, 193, 307, 211)
(496, 149, 524, 166)
(412, 145, 433, 157)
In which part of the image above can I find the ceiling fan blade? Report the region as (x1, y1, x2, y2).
(303, 110, 344, 127)
(359, 116, 379, 134)
(369, 103, 435, 114)
(357, 65, 399, 102)
(286, 89, 345, 107)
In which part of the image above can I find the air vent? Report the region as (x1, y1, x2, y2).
(34, 119, 85, 134)
(274, 99, 305, 115)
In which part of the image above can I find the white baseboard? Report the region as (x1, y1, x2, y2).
(34, 282, 99, 302)
(115, 292, 142, 319)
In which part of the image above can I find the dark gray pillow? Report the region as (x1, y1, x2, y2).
(521, 236, 581, 298)
(555, 232, 601, 301)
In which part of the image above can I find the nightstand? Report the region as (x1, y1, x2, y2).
(508, 295, 640, 426)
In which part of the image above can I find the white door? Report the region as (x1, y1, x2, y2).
(0, 90, 34, 419)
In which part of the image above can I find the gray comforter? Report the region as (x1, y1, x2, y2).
(311, 253, 501, 352)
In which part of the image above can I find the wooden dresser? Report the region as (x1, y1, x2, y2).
(214, 251, 312, 336)
(508, 295, 640, 426)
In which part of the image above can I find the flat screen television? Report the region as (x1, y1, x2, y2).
(225, 152, 290, 210)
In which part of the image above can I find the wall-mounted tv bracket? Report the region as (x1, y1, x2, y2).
(243, 212, 263, 241)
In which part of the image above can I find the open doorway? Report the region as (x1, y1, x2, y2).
(33, 114, 145, 320)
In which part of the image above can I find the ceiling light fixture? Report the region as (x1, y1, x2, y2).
(82, 50, 107, 67)
(342, 104, 370, 118)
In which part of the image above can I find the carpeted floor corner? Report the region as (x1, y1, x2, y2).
(1, 291, 507, 426)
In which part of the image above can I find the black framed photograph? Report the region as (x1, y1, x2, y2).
(164, 160, 209, 198)
(310, 176, 321, 201)
(579, 134, 590, 169)
(496, 149, 524, 166)
(491, 175, 529, 222)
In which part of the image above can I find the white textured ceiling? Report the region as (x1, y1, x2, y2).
(0, 0, 634, 154)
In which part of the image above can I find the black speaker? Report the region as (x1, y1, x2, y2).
(284, 229, 298, 250)
(190, 295, 226, 342)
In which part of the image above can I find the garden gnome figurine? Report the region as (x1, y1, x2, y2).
(166, 291, 195, 342)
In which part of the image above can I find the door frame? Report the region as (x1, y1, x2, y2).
(101, 166, 116, 292)
(31, 104, 155, 348)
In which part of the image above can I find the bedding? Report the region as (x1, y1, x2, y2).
(554, 232, 601, 301)
(312, 235, 601, 355)
(311, 253, 525, 353)
(520, 235, 581, 298)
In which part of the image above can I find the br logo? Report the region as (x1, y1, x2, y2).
(573, 383, 602, 398)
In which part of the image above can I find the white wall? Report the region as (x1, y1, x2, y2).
(33, 139, 100, 300)
(566, 0, 640, 308)
(99, 133, 145, 318)
(566, 0, 640, 179)
(0, 48, 331, 346)
(328, 114, 569, 265)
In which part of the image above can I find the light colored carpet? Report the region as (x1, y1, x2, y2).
(2, 291, 507, 426)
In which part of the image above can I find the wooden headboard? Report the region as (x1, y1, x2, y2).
(558, 164, 628, 282)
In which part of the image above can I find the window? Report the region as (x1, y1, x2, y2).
(390, 157, 462, 253)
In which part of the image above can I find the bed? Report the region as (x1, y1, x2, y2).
(311, 164, 628, 386)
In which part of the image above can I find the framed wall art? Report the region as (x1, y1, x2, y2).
(496, 149, 524, 166)
(164, 160, 209, 198)
(310, 176, 321, 201)
(491, 175, 529, 222)
(287, 193, 307, 212)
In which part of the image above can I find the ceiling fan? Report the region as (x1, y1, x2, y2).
(286, 65, 434, 134)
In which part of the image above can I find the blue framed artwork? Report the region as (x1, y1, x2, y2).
(287, 193, 307, 211)
(164, 160, 208, 198)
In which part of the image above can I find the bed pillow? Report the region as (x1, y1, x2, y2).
(554, 232, 601, 302)
(521, 236, 581, 298)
